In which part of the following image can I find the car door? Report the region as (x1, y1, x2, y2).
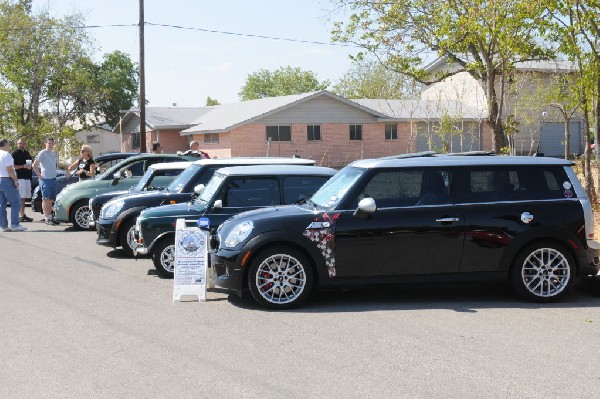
(332, 168, 465, 277)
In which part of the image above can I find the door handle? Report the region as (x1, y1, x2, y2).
(435, 217, 459, 223)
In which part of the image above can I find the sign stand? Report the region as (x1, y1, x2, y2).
(173, 219, 208, 302)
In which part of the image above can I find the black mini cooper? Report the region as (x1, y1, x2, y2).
(211, 154, 600, 309)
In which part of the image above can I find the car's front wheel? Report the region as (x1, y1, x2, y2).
(152, 237, 175, 278)
(511, 241, 574, 302)
(70, 200, 91, 230)
(119, 218, 137, 256)
(248, 246, 313, 309)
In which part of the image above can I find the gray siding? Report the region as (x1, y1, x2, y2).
(121, 116, 141, 134)
(256, 97, 380, 124)
(539, 122, 582, 157)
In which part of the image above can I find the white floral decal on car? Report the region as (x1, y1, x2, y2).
(303, 212, 341, 277)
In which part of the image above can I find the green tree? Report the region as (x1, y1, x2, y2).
(331, 0, 553, 153)
(545, 1, 600, 201)
(239, 66, 330, 101)
(95, 50, 139, 127)
(333, 58, 420, 99)
(206, 96, 220, 106)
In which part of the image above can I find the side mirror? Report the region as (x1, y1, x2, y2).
(212, 199, 223, 210)
(353, 197, 377, 218)
(194, 184, 205, 195)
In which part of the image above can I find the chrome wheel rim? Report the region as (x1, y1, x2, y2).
(125, 226, 137, 251)
(160, 244, 175, 273)
(75, 206, 91, 229)
(521, 248, 570, 298)
(255, 254, 306, 304)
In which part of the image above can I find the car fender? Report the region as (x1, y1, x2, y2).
(497, 225, 585, 274)
(239, 230, 328, 283)
(113, 206, 148, 235)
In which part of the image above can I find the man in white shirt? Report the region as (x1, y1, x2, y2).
(0, 138, 27, 232)
(33, 137, 59, 225)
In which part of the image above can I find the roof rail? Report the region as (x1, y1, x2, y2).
(441, 151, 496, 156)
(379, 151, 437, 160)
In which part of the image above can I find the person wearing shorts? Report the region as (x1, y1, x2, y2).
(11, 137, 33, 222)
(33, 137, 59, 226)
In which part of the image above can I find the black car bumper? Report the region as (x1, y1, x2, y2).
(96, 220, 117, 247)
(211, 250, 244, 296)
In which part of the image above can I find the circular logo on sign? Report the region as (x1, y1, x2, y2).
(177, 231, 204, 255)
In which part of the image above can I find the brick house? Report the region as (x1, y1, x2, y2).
(179, 91, 489, 167)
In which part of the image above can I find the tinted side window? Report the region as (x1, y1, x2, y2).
(223, 178, 280, 207)
(453, 166, 575, 203)
(351, 169, 450, 208)
(283, 176, 330, 204)
(120, 160, 145, 177)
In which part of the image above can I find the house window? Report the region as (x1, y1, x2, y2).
(204, 133, 219, 143)
(266, 125, 291, 142)
(385, 124, 398, 140)
(349, 124, 362, 140)
(86, 134, 100, 144)
(131, 133, 140, 149)
(307, 125, 321, 141)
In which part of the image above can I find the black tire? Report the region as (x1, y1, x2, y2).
(118, 218, 137, 257)
(247, 246, 313, 309)
(70, 200, 91, 230)
(152, 237, 175, 279)
(511, 241, 574, 302)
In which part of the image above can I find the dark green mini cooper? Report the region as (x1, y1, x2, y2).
(134, 165, 336, 278)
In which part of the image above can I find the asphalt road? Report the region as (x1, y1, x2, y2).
(1, 220, 600, 398)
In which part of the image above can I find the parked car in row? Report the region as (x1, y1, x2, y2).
(133, 164, 336, 278)
(96, 157, 318, 257)
(210, 154, 600, 309)
(32, 152, 137, 212)
(53, 153, 200, 230)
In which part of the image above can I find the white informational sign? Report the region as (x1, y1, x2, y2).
(173, 218, 208, 302)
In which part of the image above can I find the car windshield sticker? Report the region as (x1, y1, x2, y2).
(303, 212, 341, 277)
(324, 195, 338, 207)
(562, 181, 573, 198)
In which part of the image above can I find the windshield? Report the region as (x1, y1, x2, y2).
(133, 167, 156, 191)
(168, 164, 202, 192)
(194, 173, 225, 205)
(310, 166, 364, 209)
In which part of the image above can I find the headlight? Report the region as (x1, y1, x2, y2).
(224, 221, 254, 248)
(102, 199, 124, 219)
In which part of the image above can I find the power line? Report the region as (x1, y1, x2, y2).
(0, 22, 360, 48)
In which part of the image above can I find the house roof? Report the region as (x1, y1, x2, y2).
(351, 99, 488, 120)
(424, 56, 577, 73)
(180, 91, 389, 135)
(117, 107, 213, 132)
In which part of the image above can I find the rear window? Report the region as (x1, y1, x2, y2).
(453, 166, 575, 203)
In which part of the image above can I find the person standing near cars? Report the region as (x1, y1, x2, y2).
(33, 137, 59, 226)
(11, 137, 33, 222)
(68, 145, 95, 181)
(0, 138, 27, 232)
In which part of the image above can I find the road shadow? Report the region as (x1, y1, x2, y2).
(106, 248, 135, 259)
(224, 279, 600, 313)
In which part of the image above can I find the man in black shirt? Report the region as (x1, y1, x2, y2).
(11, 137, 33, 222)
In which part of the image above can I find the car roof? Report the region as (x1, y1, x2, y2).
(215, 165, 336, 177)
(95, 152, 137, 160)
(350, 154, 573, 169)
(147, 161, 194, 170)
(190, 157, 316, 166)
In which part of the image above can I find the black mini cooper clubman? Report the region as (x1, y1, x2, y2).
(211, 154, 600, 309)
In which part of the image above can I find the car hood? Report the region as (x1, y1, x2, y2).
(140, 201, 205, 220)
(224, 204, 318, 226)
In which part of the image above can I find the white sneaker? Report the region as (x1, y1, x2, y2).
(1, 226, 10, 232)
(11, 225, 27, 232)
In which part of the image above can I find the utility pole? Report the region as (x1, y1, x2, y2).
(139, 0, 147, 153)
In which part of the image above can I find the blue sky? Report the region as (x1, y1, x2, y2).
(31, 0, 357, 107)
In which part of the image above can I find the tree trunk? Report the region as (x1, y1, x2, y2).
(483, 72, 507, 153)
(564, 119, 571, 160)
(582, 99, 596, 204)
(595, 77, 600, 201)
